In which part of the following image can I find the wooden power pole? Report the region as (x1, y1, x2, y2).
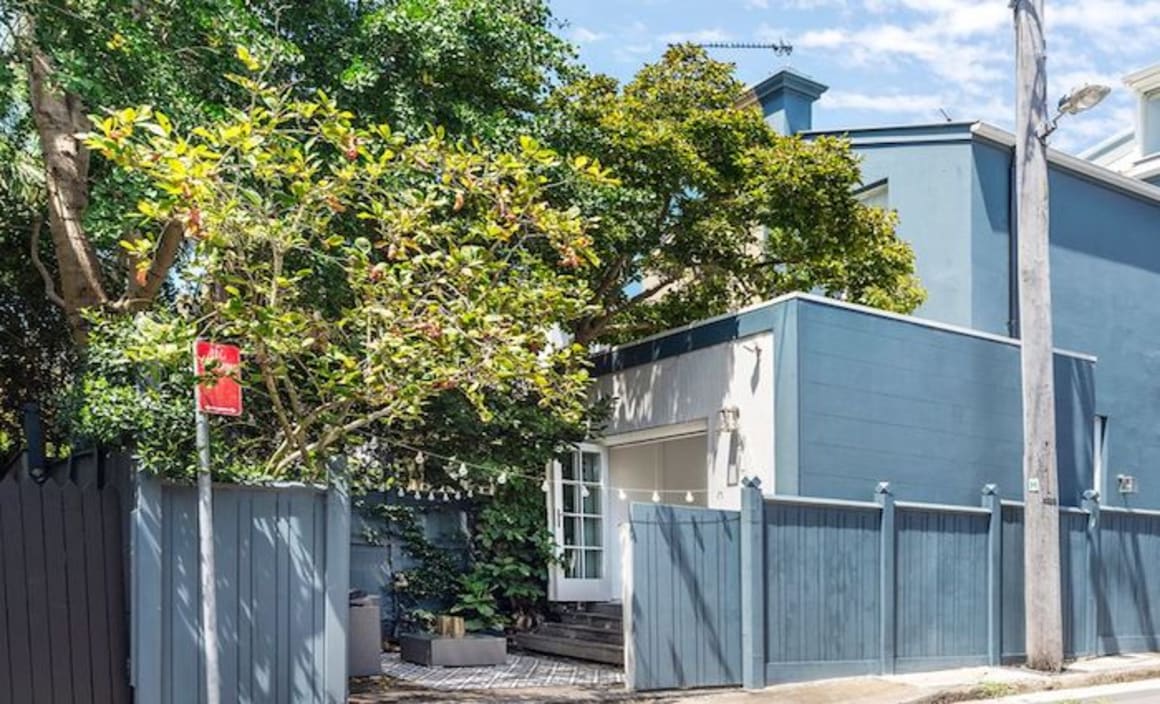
(1014, 0, 1064, 671)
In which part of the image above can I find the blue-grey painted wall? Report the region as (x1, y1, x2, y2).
(833, 122, 1160, 507)
(593, 295, 1096, 507)
(844, 126, 982, 332)
(794, 298, 1095, 506)
(348, 497, 468, 640)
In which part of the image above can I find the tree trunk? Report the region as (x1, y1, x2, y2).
(1014, 0, 1063, 672)
(28, 45, 107, 340)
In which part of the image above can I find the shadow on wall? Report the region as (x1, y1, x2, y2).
(349, 495, 469, 641)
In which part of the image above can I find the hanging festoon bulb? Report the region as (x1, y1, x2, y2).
(412, 490, 421, 499)
(454, 491, 462, 500)
(442, 490, 449, 502)
(497, 470, 508, 485)
(414, 451, 426, 465)
(651, 490, 661, 503)
(427, 490, 435, 501)
(467, 488, 474, 498)
(618, 489, 627, 501)
(685, 491, 694, 503)
(397, 486, 405, 497)
(541, 478, 550, 493)
(458, 462, 469, 478)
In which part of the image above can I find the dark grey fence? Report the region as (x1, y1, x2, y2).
(0, 451, 131, 704)
(625, 503, 743, 690)
(131, 475, 350, 704)
(626, 478, 1160, 691)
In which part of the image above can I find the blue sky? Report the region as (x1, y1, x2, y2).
(548, 0, 1160, 154)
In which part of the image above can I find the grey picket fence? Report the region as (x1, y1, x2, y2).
(626, 478, 1160, 691)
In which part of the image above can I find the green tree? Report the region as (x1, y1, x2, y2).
(71, 67, 608, 481)
(538, 45, 925, 345)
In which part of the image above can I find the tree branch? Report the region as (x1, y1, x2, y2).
(123, 218, 185, 310)
(29, 215, 66, 309)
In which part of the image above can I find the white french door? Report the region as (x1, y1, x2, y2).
(548, 443, 611, 602)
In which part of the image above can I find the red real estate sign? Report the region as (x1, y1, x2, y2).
(194, 340, 243, 416)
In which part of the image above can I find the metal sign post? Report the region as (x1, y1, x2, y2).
(193, 341, 242, 704)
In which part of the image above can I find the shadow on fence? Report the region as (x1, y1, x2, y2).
(627, 478, 1160, 691)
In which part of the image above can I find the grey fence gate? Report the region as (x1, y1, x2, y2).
(625, 502, 743, 691)
(0, 451, 131, 704)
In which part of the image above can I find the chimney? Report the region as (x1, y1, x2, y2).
(1124, 64, 1160, 159)
(740, 68, 828, 135)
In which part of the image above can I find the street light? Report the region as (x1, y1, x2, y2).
(1042, 83, 1112, 137)
(1057, 83, 1112, 115)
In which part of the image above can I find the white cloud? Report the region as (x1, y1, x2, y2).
(659, 28, 732, 44)
(569, 26, 608, 44)
(820, 90, 944, 115)
(744, 0, 769, 8)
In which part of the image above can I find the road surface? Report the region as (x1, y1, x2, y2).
(991, 678, 1160, 703)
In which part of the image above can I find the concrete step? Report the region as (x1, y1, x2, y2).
(536, 621, 624, 645)
(513, 632, 623, 666)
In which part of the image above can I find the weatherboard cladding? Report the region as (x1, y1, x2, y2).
(593, 295, 1097, 508)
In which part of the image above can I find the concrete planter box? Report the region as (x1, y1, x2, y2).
(399, 633, 507, 667)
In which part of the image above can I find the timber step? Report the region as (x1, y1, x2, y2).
(556, 610, 622, 629)
(512, 633, 623, 665)
(516, 602, 624, 665)
(535, 621, 623, 645)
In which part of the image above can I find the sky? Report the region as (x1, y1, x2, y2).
(548, 0, 1160, 155)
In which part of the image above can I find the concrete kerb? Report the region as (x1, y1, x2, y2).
(903, 655, 1160, 704)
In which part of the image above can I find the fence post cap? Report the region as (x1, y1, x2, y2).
(741, 476, 762, 490)
(874, 481, 891, 495)
(1082, 489, 1101, 502)
(981, 484, 998, 496)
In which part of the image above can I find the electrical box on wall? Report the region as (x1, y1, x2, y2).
(1117, 474, 1138, 494)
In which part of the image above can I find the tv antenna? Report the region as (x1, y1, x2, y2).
(679, 41, 794, 57)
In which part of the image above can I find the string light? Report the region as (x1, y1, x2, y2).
(454, 491, 462, 500)
(378, 441, 714, 503)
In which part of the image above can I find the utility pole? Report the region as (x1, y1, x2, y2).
(1014, 0, 1063, 671)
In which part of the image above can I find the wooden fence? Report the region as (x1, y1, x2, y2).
(0, 451, 131, 704)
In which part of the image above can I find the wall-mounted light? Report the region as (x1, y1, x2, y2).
(1117, 474, 1138, 495)
(718, 406, 740, 433)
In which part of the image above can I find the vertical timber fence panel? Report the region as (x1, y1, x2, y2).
(1096, 507, 1160, 655)
(763, 495, 882, 684)
(132, 475, 350, 704)
(0, 452, 131, 704)
(629, 480, 1160, 692)
(626, 502, 742, 691)
(893, 501, 991, 672)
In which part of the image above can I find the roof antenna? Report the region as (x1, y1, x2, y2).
(938, 108, 954, 122)
(678, 40, 794, 60)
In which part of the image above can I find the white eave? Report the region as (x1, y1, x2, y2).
(971, 122, 1160, 205)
